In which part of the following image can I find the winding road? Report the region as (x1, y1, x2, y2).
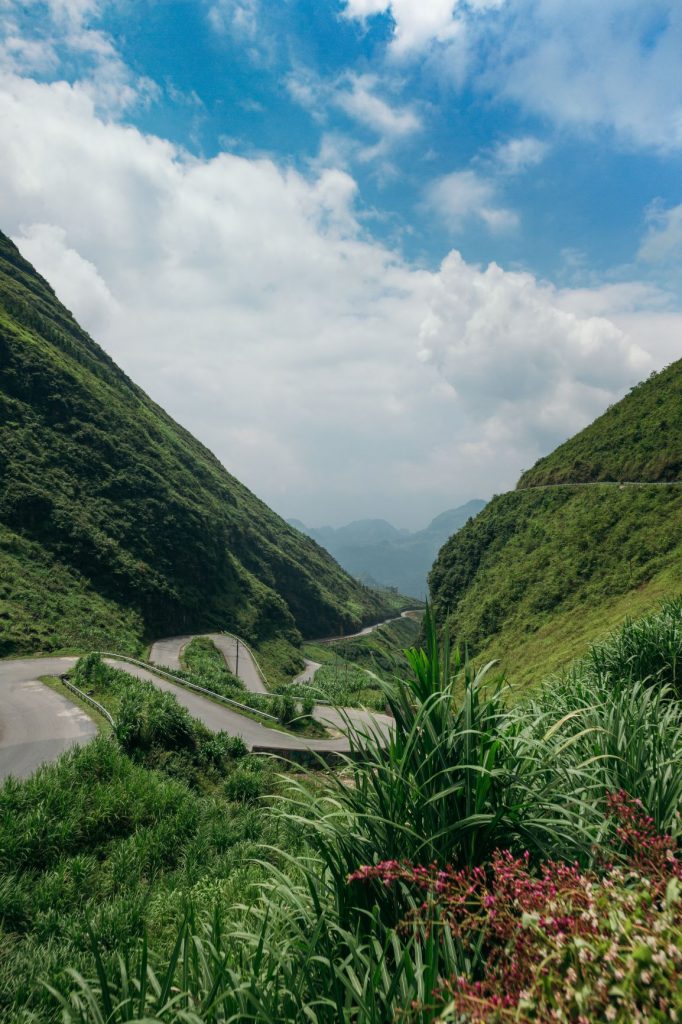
(0, 614, 409, 780)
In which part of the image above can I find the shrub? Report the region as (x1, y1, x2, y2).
(275, 693, 297, 726)
(351, 793, 682, 1024)
(115, 687, 195, 755)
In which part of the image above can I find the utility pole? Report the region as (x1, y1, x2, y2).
(235, 638, 239, 678)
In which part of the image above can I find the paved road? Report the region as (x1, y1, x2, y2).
(149, 632, 268, 693)
(313, 609, 422, 645)
(294, 658, 321, 684)
(521, 480, 682, 491)
(1, 618, 401, 779)
(105, 658, 390, 754)
(0, 656, 96, 782)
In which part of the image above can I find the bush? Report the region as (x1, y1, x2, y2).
(275, 693, 297, 726)
(351, 793, 682, 1023)
(224, 765, 268, 804)
(115, 687, 195, 755)
(301, 694, 315, 718)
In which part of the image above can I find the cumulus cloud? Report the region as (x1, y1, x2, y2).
(419, 251, 651, 455)
(424, 170, 518, 232)
(343, 0, 682, 152)
(344, 0, 462, 55)
(0, 62, 675, 524)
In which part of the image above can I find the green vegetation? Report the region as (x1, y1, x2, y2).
(430, 360, 682, 684)
(180, 636, 243, 691)
(0, 677, 287, 1023)
(430, 484, 682, 684)
(29, 600, 680, 1023)
(0, 230, 393, 657)
(519, 359, 682, 486)
(290, 661, 386, 711)
(295, 615, 422, 709)
(0, 525, 143, 657)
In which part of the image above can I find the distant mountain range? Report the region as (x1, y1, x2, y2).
(289, 500, 487, 599)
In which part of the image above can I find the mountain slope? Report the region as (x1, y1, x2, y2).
(292, 500, 486, 598)
(519, 361, 682, 487)
(0, 231, 392, 656)
(429, 362, 682, 686)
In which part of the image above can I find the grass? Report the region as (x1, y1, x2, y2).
(295, 615, 422, 709)
(290, 661, 387, 711)
(170, 637, 327, 735)
(430, 358, 681, 689)
(430, 484, 682, 687)
(39, 599, 682, 1023)
(518, 358, 681, 486)
(0, 525, 143, 658)
(0, 739, 285, 1023)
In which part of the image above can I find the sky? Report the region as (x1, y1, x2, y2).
(0, 0, 681, 529)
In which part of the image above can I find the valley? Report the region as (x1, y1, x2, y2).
(0, 231, 680, 1024)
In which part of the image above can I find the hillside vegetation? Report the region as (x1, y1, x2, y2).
(7, 600, 679, 1023)
(519, 360, 682, 486)
(430, 361, 682, 685)
(0, 230, 392, 656)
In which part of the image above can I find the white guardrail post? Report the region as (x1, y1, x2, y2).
(59, 674, 115, 728)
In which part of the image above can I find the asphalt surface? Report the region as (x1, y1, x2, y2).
(149, 632, 268, 693)
(0, 656, 96, 781)
(314, 609, 422, 645)
(293, 658, 322, 684)
(105, 657, 390, 753)
(1, 614, 405, 779)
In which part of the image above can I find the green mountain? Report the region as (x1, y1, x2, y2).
(291, 500, 486, 599)
(519, 361, 682, 487)
(429, 362, 682, 686)
(0, 231, 393, 657)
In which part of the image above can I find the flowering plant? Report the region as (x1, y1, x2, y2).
(349, 792, 681, 1023)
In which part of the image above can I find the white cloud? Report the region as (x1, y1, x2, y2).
(287, 69, 421, 171)
(424, 170, 518, 231)
(16, 221, 119, 333)
(418, 251, 652, 461)
(0, 0, 157, 113)
(208, 0, 259, 40)
(492, 1, 682, 152)
(639, 202, 682, 264)
(344, 0, 682, 152)
(334, 73, 421, 137)
(206, 0, 277, 66)
(0, 68, 677, 527)
(342, 0, 466, 55)
(493, 135, 548, 173)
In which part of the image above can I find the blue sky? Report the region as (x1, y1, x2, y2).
(0, 0, 681, 526)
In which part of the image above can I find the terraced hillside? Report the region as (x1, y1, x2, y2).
(429, 361, 682, 687)
(0, 231, 392, 657)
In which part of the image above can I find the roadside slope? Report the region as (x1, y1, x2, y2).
(429, 361, 682, 687)
(0, 230, 392, 656)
